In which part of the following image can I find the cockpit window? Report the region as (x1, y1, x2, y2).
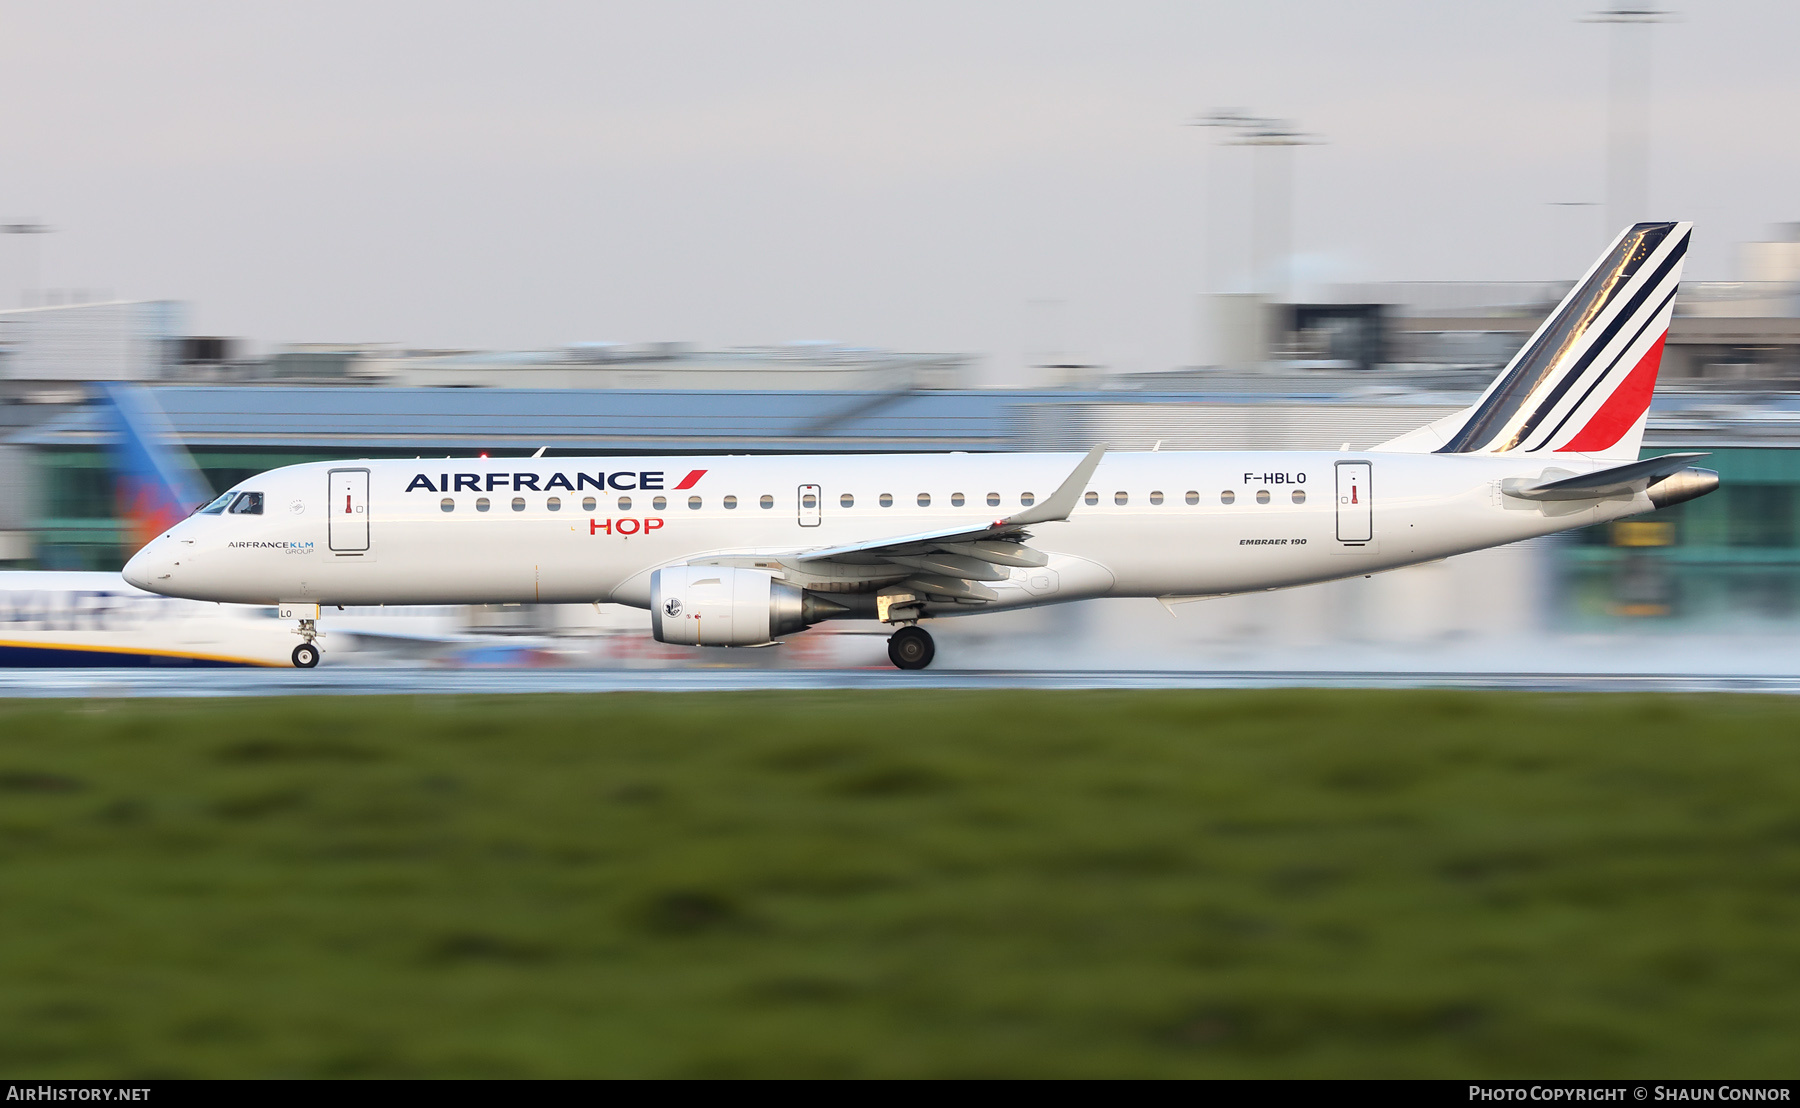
(197, 492, 236, 515)
(228, 492, 265, 515)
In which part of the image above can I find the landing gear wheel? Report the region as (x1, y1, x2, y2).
(291, 643, 320, 669)
(887, 626, 935, 670)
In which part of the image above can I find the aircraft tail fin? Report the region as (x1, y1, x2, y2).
(98, 384, 213, 555)
(1377, 222, 1690, 460)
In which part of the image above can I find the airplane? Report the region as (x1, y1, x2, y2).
(124, 222, 1719, 671)
(0, 386, 479, 667)
(0, 570, 299, 667)
(0, 385, 299, 666)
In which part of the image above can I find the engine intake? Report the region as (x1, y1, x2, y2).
(650, 566, 846, 646)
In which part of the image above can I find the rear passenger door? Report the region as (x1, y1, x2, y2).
(1335, 462, 1371, 544)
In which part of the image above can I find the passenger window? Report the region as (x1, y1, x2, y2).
(1292, 489, 1306, 504)
(582, 496, 597, 512)
(229, 491, 264, 515)
(511, 497, 526, 512)
(759, 495, 773, 509)
(802, 492, 818, 509)
(1020, 492, 1035, 506)
(1186, 491, 1200, 505)
(987, 493, 1000, 507)
(477, 497, 491, 512)
(841, 493, 854, 508)
(618, 496, 632, 511)
(724, 496, 738, 510)
(1256, 490, 1271, 505)
(1084, 491, 1098, 506)
(880, 494, 893, 507)
(1220, 490, 1235, 504)
(654, 496, 667, 511)
(441, 498, 455, 513)
(688, 496, 702, 510)
(917, 493, 931, 507)
(1115, 492, 1128, 506)
(546, 496, 561, 512)
(951, 493, 964, 507)
(1150, 491, 1164, 505)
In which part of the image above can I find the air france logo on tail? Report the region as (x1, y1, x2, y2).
(1437, 221, 1691, 461)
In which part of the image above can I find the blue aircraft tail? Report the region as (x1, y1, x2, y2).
(96, 384, 213, 555)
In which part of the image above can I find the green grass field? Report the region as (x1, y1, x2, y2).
(1, 689, 1797, 1077)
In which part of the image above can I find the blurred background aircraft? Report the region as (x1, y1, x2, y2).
(0, 385, 578, 666)
(1, 0, 1798, 674)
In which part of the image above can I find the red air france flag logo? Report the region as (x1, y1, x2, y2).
(673, 469, 707, 490)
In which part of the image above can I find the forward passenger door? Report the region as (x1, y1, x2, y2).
(329, 468, 370, 552)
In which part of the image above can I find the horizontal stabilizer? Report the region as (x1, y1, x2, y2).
(1503, 452, 1708, 501)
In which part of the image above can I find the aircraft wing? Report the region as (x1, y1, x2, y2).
(793, 444, 1106, 561)
(690, 445, 1105, 611)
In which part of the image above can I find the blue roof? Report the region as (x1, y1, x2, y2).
(12, 386, 1051, 454)
(15, 383, 1789, 455)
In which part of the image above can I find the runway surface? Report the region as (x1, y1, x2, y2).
(1, 668, 1799, 697)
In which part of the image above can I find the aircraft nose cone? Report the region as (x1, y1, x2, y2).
(122, 545, 169, 591)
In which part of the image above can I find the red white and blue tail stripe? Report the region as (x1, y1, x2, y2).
(1417, 222, 1690, 461)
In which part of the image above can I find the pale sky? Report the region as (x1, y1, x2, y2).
(1, 1, 1795, 382)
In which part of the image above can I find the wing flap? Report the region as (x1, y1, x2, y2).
(886, 553, 1011, 581)
(900, 574, 999, 601)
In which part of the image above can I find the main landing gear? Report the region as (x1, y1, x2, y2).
(887, 625, 935, 670)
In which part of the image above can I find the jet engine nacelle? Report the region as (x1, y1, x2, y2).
(651, 565, 831, 646)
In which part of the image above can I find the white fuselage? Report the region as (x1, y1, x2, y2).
(123, 450, 1653, 613)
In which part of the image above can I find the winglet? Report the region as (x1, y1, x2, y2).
(1004, 444, 1105, 527)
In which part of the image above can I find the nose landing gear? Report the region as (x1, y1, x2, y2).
(291, 617, 321, 668)
(886, 625, 935, 670)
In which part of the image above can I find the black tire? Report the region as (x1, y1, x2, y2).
(887, 626, 935, 670)
(292, 643, 320, 669)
